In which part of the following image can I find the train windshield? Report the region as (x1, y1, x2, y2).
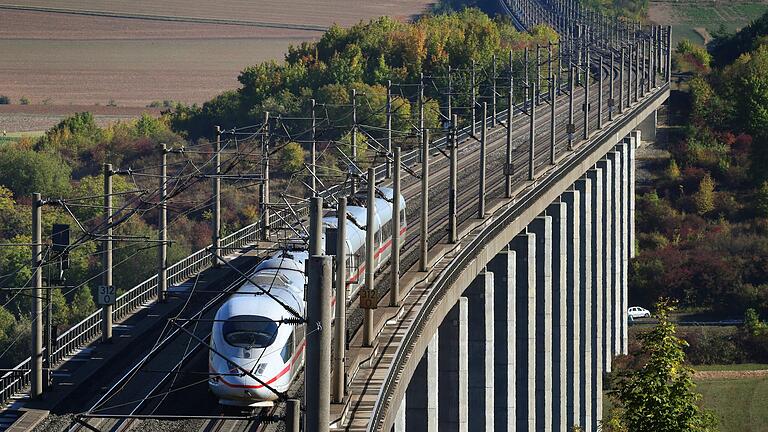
(222, 315, 278, 348)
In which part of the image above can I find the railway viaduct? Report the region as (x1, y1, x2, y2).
(333, 1, 669, 431)
(0, 0, 669, 431)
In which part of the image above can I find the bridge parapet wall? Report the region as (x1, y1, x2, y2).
(367, 81, 669, 431)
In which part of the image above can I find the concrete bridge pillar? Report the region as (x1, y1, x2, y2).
(618, 140, 631, 356)
(488, 248, 515, 432)
(467, 270, 495, 431)
(438, 297, 469, 432)
(511, 231, 536, 432)
(638, 110, 657, 142)
(394, 396, 406, 432)
(560, 188, 581, 430)
(607, 150, 622, 359)
(574, 176, 593, 431)
(629, 131, 639, 261)
(405, 333, 438, 432)
(626, 132, 639, 355)
(586, 167, 604, 430)
(595, 158, 613, 374)
(546, 201, 568, 432)
(529, 216, 552, 432)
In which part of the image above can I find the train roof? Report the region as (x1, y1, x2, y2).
(346, 206, 370, 229)
(256, 251, 307, 273)
(217, 287, 302, 321)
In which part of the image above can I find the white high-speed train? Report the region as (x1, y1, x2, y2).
(208, 187, 406, 406)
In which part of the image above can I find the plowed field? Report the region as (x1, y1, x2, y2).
(0, 1, 432, 129)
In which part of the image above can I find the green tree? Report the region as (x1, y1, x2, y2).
(36, 112, 102, 156)
(693, 174, 715, 215)
(0, 149, 72, 197)
(722, 45, 768, 135)
(1, 316, 31, 367)
(339, 131, 369, 171)
(607, 301, 717, 432)
(51, 288, 69, 326)
(135, 113, 165, 137)
(0, 306, 16, 342)
(327, 43, 366, 84)
(0, 235, 32, 316)
(665, 159, 681, 181)
(169, 9, 541, 140)
(687, 77, 719, 124)
(279, 142, 307, 174)
(744, 308, 768, 336)
(71, 173, 132, 222)
(0, 186, 29, 239)
(70, 286, 96, 322)
(756, 181, 768, 217)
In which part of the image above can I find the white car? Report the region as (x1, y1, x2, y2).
(628, 306, 651, 319)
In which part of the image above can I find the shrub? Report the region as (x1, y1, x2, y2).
(675, 39, 712, 73)
(693, 174, 715, 215)
(680, 166, 707, 192)
(278, 142, 307, 175)
(665, 159, 681, 181)
(712, 191, 739, 219)
(69, 287, 96, 323)
(756, 181, 768, 217)
(19, 96, 29, 105)
(744, 308, 768, 336)
(683, 327, 744, 365)
(637, 231, 669, 251)
(338, 131, 369, 171)
(147, 100, 178, 108)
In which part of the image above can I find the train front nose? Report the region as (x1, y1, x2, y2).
(210, 370, 277, 405)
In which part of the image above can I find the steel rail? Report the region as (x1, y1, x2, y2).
(367, 80, 670, 431)
(365, 0, 669, 428)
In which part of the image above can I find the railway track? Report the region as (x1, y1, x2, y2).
(62, 49, 652, 430)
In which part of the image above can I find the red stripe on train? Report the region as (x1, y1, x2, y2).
(213, 340, 307, 390)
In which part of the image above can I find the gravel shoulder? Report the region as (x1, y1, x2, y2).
(694, 369, 768, 380)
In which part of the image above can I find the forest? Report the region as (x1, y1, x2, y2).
(629, 11, 768, 363)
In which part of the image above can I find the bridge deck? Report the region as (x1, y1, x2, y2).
(335, 194, 514, 430)
(333, 78, 670, 430)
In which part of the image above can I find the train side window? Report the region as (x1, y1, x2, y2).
(381, 219, 389, 240)
(353, 246, 364, 273)
(281, 331, 294, 363)
(346, 253, 354, 271)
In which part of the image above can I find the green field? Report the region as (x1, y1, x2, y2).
(651, 1, 768, 45)
(696, 375, 768, 431)
(694, 363, 768, 371)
